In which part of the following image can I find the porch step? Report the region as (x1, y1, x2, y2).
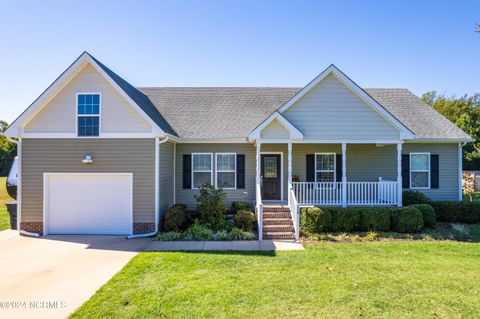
(264, 231, 295, 239)
(263, 224, 294, 232)
(263, 212, 290, 219)
(263, 206, 290, 213)
(263, 218, 293, 225)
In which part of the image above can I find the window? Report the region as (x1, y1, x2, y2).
(410, 153, 430, 189)
(192, 153, 213, 189)
(77, 93, 100, 136)
(216, 153, 236, 189)
(315, 153, 336, 182)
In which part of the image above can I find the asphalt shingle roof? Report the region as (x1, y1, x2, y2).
(138, 87, 471, 141)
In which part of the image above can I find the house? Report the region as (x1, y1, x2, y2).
(4, 52, 473, 240)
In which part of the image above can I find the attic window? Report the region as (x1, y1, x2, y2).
(77, 93, 100, 137)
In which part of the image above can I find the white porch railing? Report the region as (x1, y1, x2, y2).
(293, 181, 398, 206)
(288, 183, 300, 241)
(255, 183, 263, 240)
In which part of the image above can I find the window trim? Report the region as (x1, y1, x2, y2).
(409, 152, 431, 190)
(215, 153, 237, 190)
(314, 153, 336, 183)
(76, 92, 102, 138)
(191, 153, 213, 190)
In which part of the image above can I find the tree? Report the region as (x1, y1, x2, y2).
(0, 121, 17, 176)
(422, 92, 480, 170)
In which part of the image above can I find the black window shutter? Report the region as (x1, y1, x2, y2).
(236, 154, 245, 189)
(431, 154, 439, 189)
(306, 154, 315, 182)
(402, 154, 410, 188)
(336, 154, 342, 182)
(183, 154, 192, 189)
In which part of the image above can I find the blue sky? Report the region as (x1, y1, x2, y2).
(0, 0, 478, 123)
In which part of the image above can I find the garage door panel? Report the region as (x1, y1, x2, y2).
(46, 174, 132, 235)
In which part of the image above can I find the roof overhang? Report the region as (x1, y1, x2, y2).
(248, 111, 304, 141)
(5, 52, 165, 138)
(277, 64, 415, 140)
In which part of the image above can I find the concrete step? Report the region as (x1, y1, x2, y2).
(263, 218, 293, 225)
(263, 231, 295, 239)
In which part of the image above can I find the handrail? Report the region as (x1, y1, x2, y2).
(255, 183, 263, 240)
(288, 183, 300, 241)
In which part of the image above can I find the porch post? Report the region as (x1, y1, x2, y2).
(256, 141, 261, 185)
(288, 141, 292, 185)
(342, 143, 347, 208)
(397, 143, 403, 207)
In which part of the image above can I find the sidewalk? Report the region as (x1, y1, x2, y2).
(145, 240, 304, 251)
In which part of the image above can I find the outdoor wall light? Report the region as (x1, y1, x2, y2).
(82, 154, 93, 164)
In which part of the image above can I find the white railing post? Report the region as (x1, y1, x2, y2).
(342, 143, 347, 207)
(397, 143, 403, 207)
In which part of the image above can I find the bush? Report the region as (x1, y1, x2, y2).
(329, 208, 361, 232)
(163, 204, 187, 231)
(233, 210, 257, 232)
(359, 208, 391, 231)
(391, 206, 424, 233)
(156, 231, 183, 241)
(195, 183, 227, 229)
(402, 190, 431, 206)
(459, 202, 480, 223)
(231, 201, 252, 213)
(300, 207, 332, 234)
(409, 204, 436, 228)
(212, 230, 232, 241)
(230, 227, 255, 240)
(430, 201, 462, 222)
(183, 221, 213, 241)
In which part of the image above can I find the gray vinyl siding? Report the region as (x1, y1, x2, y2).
(283, 75, 400, 141)
(21, 138, 156, 223)
(175, 144, 256, 210)
(159, 141, 174, 223)
(403, 143, 459, 201)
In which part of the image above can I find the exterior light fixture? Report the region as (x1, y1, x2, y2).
(82, 154, 93, 164)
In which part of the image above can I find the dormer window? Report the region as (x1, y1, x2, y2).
(77, 93, 100, 137)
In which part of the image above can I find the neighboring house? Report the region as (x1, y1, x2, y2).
(4, 52, 473, 239)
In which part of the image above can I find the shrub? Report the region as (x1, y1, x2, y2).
(391, 206, 424, 233)
(195, 183, 227, 229)
(233, 210, 257, 232)
(231, 201, 252, 213)
(230, 227, 255, 240)
(212, 230, 232, 241)
(460, 202, 480, 223)
(359, 208, 391, 231)
(402, 190, 431, 206)
(330, 208, 361, 232)
(183, 221, 213, 241)
(430, 201, 462, 222)
(156, 231, 184, 241)
(163, 204, 188, 231)
(409, 204, 436, 228)
(300, 207, 332, 234)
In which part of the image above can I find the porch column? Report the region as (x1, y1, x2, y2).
(288, 141, 292, 185)
(342, 143, 347, 207)
(256, 141, 261, 185)
(397, 143, 403, 207)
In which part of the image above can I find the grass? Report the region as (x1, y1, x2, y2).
(71, 242, 480, 319)
(0, 177, 13, 231)
(463, 192, 480, 202)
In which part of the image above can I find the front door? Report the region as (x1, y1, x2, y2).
(261, 154, 281, 200)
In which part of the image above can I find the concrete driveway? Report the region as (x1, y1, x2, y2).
(0, 230, 151, 319)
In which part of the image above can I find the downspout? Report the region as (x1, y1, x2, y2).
(127, 137, 168, 239)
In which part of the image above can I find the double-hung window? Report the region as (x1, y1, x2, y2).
(192, 153, 213, 189)
(77, 93, 100, 137)
(216, 153, 236, 189)
(410, 153, 430, 189)
(315, 153, 336, 182)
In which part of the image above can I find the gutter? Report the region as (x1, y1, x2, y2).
(127, 137, 168, 239)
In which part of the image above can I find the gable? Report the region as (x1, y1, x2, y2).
(24, 63, 152, 134)
(260, 119, 290, 139)
(282, 74, 401, 141)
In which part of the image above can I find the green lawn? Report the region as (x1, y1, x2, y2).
(0, 177, 13, 231)
(71, 242, 480, 319)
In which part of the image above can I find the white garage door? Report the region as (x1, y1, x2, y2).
(45, 173, 132, 235)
